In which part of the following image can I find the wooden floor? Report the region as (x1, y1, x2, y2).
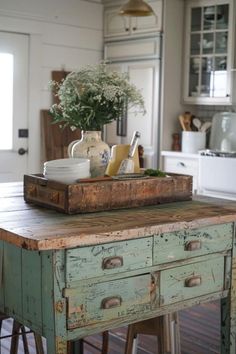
(0, 301, 220, 354)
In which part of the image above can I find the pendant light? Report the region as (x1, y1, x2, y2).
(119, 0, 155, 17)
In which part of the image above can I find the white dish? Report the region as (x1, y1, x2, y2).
(44, 171, 90, 184)
(43, 158, 90, 183)
(44, 158, 90, 169)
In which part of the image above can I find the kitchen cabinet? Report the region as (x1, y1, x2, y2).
(161, 151, 200, 193)
(2, 183, 236, 354)
(104, 37, 161, 169)
(183, 0, 235, 105)
(104, 0, 162, 39)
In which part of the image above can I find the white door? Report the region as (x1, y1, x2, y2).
(0, 32, 29, 182)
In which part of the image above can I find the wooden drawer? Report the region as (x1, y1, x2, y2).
(153, 223, 233, 265)
(160, 257, 225, 306)
(65, 238, 152, 283)
(64, 273, 158, 329)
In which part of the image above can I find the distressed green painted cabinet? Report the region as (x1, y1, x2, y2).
(1, 186, 236, 354)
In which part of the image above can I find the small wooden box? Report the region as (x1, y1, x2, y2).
(24, 174, 192, 214)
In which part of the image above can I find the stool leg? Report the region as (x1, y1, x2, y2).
(162, 313, 181, 354)
(101, 331, 109, 354)
(10, 320, 21, 354)
(34, 333, 44, 354)
(131, 336, 138, 354)
(125, 326, 137, 354)
(20, 325, 30, 354)
(68, 339, 84, 354)
(171, 313, 181, 354)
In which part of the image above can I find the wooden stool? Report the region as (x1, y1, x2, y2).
(68, 331, 109, 354)
(124, 313, 181, 354)
(0, 313, 44, 354)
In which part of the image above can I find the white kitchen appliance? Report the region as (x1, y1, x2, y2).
(198, 112, 236, 200)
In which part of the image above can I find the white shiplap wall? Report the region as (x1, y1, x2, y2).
(0, 0, 103, 173)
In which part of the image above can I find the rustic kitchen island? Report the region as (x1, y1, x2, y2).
(0, 182, 236, 354)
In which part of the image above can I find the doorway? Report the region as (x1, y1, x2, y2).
(0, 31, 29, 182)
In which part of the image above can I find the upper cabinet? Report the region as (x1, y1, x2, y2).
(104, 0, 162, 39)
(183, 0, 235, 105)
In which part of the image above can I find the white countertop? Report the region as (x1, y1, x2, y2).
(161, 150, 200, 158)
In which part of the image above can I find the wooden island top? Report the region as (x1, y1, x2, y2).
(1, 182, 236, 251)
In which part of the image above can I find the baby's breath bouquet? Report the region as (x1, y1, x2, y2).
(50, 62, 145, 131)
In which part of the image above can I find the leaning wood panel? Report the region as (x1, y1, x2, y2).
(40, 110, 81, 162)
(24, 173, 192, 214)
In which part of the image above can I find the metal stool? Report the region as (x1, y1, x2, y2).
(0, 313, 44, 354)
(124, 313, 181, 354)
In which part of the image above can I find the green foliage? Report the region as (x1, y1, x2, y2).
(49, 63, 146, 131)
(144, 169, 167, 177)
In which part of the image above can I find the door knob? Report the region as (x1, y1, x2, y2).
(18, 148, 28, 155)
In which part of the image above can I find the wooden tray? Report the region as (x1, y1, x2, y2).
(24, 173, 192, 214)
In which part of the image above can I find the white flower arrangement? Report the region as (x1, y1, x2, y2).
(49, 62, 146, 131)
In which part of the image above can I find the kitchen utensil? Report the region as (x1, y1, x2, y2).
(193, 118, 202, 131)
(183, 112, 192, 131)
(117, 131, 141, 174)
(178, 115, 187, 131)
(200, 121, 212, 132)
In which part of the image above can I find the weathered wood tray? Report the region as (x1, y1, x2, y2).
(24, 173, 192, 214)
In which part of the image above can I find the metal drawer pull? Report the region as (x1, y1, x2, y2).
(185, 276, 202, 288)
(185, 240, 202, 251)
(102, 256, 123, 270)
(177, 162, 186, 167)
(101, 296, 122, 309)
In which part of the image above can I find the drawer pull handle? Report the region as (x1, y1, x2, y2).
(185, 276, 202, 288)
(185, 240, 202, 251)
(177, 162, 186, 167)
(101, 296, 122, 309)
(102, 256, 123, 270)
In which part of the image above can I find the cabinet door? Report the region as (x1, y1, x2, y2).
(183, 0, 234, 105)
(131, 0, 163, 34)
(105, 60, 160, 169)
(104, 1, 162, 39)
(104, 7, 130, 38)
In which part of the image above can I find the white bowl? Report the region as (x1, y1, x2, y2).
(44, 164, 89, 173)
(44, 158, 90, 169)
(44, 170, 90, 184)
(43, 158, 90, 183)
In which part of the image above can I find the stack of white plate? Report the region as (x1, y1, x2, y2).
(43, 158, 90, 184)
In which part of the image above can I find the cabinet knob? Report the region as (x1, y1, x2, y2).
(125, 27, 129, 31)
(177, 161, 186, 167)
(132, 27, 137, 31)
